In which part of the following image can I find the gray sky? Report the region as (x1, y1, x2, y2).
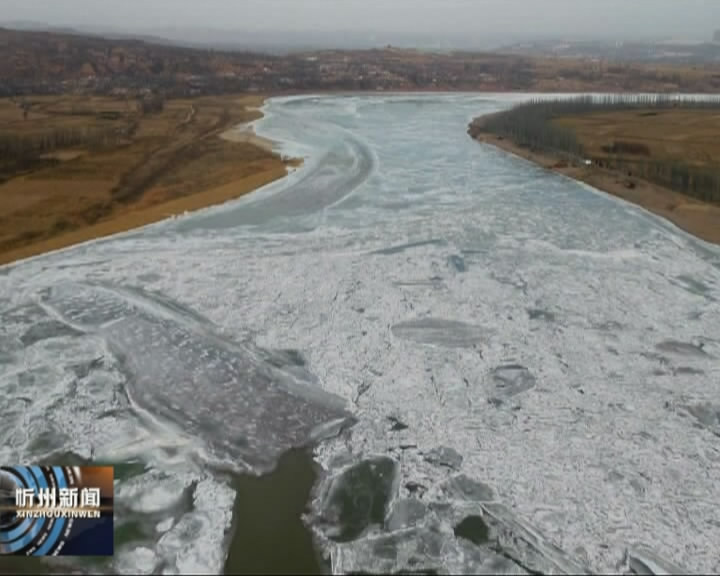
(2, 0, 719, 41)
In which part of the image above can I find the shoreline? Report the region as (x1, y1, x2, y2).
(469, 127, 720, 246)
(220, 125, 277, 153)
(0, 168, 291, 267)
(0, 96, 299, 267)
(268, 87, 720, 97)
(0, 167, 289, 267)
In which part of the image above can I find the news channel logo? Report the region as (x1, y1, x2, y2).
(0, 466, 114, 557)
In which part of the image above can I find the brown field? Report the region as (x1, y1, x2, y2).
(553, 108, 720, 168)
(530, 57, 720, 92)
(554, 109, 720, 244)
(0, 94, 295, 265)
(472, 107, 720, 244)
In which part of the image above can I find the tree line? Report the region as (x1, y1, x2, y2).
(0, 126, 124, 164)
(479, 95, 720, 204)
(608, 157, 720, 204)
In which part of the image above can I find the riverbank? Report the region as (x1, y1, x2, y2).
(469, 123, 720, 246)
(0, 94, 299, 266)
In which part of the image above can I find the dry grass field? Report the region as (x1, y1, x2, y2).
(553, 108, 720, 168)
(0, 94, 294, 265)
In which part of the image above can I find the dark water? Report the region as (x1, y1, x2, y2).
(225, 449, 327, 575)
(0, 557, 47, 575)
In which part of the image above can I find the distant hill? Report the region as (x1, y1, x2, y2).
(0, 26, 274, 92)
(2, 26, 720, 98)
(0, 20, 84, 35)
(497, 38, 720, 64)
(0, 21, 506, 53)
(0, 21, 180, 46)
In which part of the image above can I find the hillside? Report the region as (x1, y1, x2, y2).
(3, 27, 720, 96)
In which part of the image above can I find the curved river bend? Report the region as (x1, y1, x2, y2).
(1, 94, 719, 574)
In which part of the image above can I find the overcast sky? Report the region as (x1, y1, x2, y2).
(3, 0, 720, 40)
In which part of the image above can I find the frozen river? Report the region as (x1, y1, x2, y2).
(1, 93, 719, 574)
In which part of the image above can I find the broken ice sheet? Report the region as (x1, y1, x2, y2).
(39, 282, 354, 473)
(487, 365, 536, 406)
(316, 456, 400, 542)
(423, 446, 463, 471)
(623, 545, 690, 575)
(480, 503, 591, 575)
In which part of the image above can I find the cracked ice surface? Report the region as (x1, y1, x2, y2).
(2, 93, 720, 573)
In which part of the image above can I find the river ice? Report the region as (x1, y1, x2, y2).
(1, 93, 719, 574)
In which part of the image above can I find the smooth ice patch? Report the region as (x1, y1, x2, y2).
(391, 318, 488, 349)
